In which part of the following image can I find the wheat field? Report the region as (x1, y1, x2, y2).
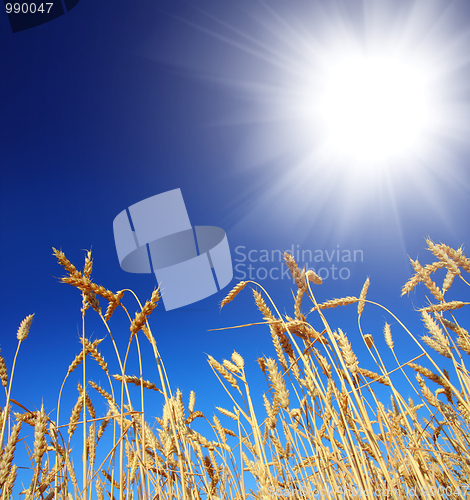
(0, 238, 469, 499)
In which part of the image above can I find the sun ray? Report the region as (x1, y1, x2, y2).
(146, 0, 470, 240)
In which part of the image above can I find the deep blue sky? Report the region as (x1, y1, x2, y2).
(1, 0, 469, 489)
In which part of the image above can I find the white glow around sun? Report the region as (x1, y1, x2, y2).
(216, 0, 470, 221)
(316, 54, 431, 164)
(153, 0, 470, 236)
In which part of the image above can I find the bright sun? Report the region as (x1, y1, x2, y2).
(316, 54, 430, 164)
(172, 0, 470, 233)
(209, 1, 469, 182)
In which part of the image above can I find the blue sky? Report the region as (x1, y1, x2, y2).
(1, 0, 470, 492)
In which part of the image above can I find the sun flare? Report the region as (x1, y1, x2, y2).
(212, 0, 470, 233)
(153, 0, 470, 235)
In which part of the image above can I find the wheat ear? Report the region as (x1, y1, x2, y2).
(358, 277, 370, 316)
(220, 281, 248, 309)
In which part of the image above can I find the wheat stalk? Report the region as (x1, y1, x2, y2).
(220, 281, 248, 309)
(3, 239, 470, 499)
(358, 277, 370, 316)
(310, 296, 359, 312)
